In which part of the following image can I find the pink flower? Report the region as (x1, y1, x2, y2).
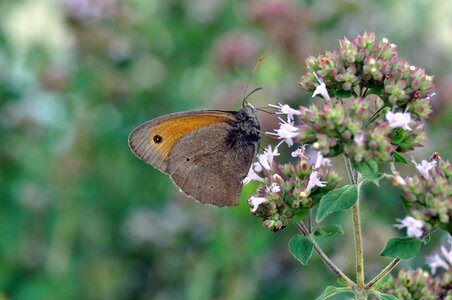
(243, 166, 264, 184)
(248, 196, 267, 212)
(411, 158, 436, 179)
(305, 171, 327, 193)
(269, 103, 301, 122)
(312, 73, 331, 101)
(314, 152, 332, 169)
(386, 110, 412, 131)
(394, 216, 424, 238)
(426, 234, 452, 274)
(266, 118, 299, 147)
(257, 145, 279, 170)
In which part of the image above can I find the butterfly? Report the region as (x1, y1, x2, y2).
(128, 98, 261, 207)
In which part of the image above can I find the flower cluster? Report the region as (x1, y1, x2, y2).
(381, 268, 452, 299)
(390, 153, 452, 232)
(245, 146, 339, 232)
(293, 32, 434, 163)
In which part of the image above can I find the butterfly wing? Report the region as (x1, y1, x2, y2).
(128, 110, 256, 206)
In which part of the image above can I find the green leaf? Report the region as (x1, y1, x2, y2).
(372, 274, 392, 290)
(313, 225, 344, 238)
(334, 90, 353, 98)
(288, 235, 313, 265)
(389, 127, 405, 144)
(380, 237, 422, 259)
(365, 86, 384, 97)
(316, 185, 358, 222)
(352, 160, 380, 185)
(292, 208, 310, 223)
(373, 291, 399, 300)
(315, 286, 353, 300)
(392, 151, 408, 164)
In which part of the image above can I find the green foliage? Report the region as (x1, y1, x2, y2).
(316, 185, 358, 222)
(315, 286, 353, 300)
(380, 237, 422, 260)
(313, 225, 344, 238)
(288, 235, 314, 265)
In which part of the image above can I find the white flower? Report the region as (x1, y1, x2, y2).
(257, 145, 279, 170)
(314, 152, 332, 169)
(266, 118, 299, 147)
(248, 196, 267, 212)
(354, 133, 365, 147)
(393, 216, 424, 238)
(426, 234, 452, 274)
(269, 103, 301, 122)
(426, 254, 450, 274)
(385, 110, 412, 131)
(411, 158, 436, 179)
(291, 145, 307, 158)
(243, 166, 264, 184)
(305, 171, 327, 193)
(265, 183, 280, 193)
(312, 72, 331, 101)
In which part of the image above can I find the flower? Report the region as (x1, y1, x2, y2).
(386, 110, 412, 131)
(354, 133, 365, 147)
(426, 254, 450, 275)
(314, 152, 332, 169)
(243, 166, 264, 184)
(257, 145, 279, 170)
(265, 183, 280, 193)
(389, 163, 407, 186)
(305, 171, 327, 193)
(394, 216, 424, 238)
(291, 145, 307, 158)
(248, 196, 267, 212)
(411, 158, 436, 179)
(269, 103, 301, 122)
(312, 72, 331, 101)
(266, 118, 299, 147)
(426, 234, 452, 274)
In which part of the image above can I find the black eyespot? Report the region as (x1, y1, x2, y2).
(153, 135, 163, 143)
(186, 157, 190, 162)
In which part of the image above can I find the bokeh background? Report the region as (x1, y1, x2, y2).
(0, 0, 451, 299)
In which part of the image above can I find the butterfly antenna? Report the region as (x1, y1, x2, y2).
(242, 56, 266, 105)
(242, 87, 263, 107)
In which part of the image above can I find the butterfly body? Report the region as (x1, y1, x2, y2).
(128, 104, 260, 207)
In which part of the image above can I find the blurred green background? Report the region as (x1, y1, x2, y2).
(0, 0, 451, 299)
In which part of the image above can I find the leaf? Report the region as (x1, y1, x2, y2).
(313, 225, 344, 238)
(288, 235, 313, 265)
(366, 86, 384, 97)
(380, 237, 422, 260)
(352, 160, 380, 185)
(392, 151, 408, 164)
(315, 286, 353, 300)
(373, 291, 399, 300)
(389, 127, 405, 144)
(316, 185, 358, 222)
(334, 90, 353, 98)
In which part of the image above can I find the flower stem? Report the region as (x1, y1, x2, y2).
(364, 258, 399, 289)
(295, 222, 355, 287)
(344, 156, 365, 288)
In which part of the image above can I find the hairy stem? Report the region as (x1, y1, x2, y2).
(344, 156, 365, 287)
(295, 222, 355, 287)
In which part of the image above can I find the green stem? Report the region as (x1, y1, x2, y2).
(295, 222, 355, 287)
(343, 156, 365, 288)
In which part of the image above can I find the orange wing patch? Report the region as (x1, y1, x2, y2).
(148, 114, 231, 160)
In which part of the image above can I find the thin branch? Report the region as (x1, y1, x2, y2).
(295, 222, 355, 287)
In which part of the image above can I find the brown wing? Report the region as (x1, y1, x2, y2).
(165, 123, 255, 206)
(128, 110, 236, 172)
(128, 110, 255, 206)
